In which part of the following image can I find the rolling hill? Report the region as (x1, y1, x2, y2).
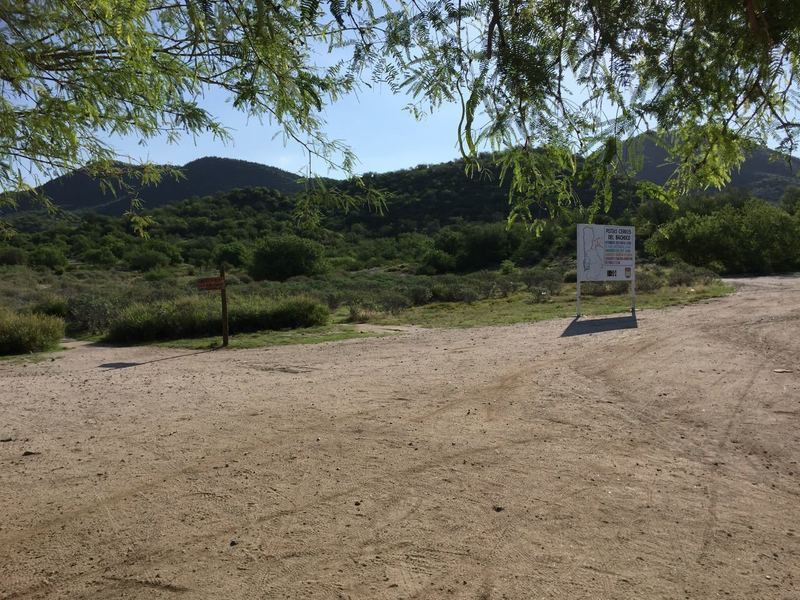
(27, 142, 800, 217)
(34, 157, 303, 214)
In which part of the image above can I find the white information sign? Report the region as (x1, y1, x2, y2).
(577, 224, 635, 282)
(575, 224, 636, 317)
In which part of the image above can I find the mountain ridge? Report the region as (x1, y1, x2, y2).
(33, 156, 303, 214)
(28, 144, 800, 215)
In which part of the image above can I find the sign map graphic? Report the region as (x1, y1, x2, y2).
(577, 224, 635, 282)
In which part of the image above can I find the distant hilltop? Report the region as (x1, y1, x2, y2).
(28, 142, 800, 215)
(33, 156, 303, 214)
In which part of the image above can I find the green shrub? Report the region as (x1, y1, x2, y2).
(581, 281, 630, 296)
(249, 235, 325, 281)
(147, 240, 182, 264)
(125, 248, 171, 271)
(105, 294, 328, 343)
(374, 290, 414, 313)
(408, 285, 433, 305)
(0, 309, 64, 355)
(667, 262, 718, 287)
(646, 199, 800, 274)
(346, 304, 381, 323)
(212, 242, 250, 268)
(491, 277, 518, 298)
(457, 224, 514, 270)
(30, 245, 68, 269)
(30, 296, 69, 319)
(81, 247, 117, 267)
(260, 297, 329, 329)
(430, 279, 480, 303)
(519, 266, 563, 295)
(634, 270, 664, 293)
(500, 259, 517, 275)
(0, 246, 27, 265)
(144, 268, 172, 282)
(66, 295, 120, 336)
(420, 249, 456, 274)
(25, 295, 115, 337)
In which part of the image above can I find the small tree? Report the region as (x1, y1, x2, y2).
(249, 235, 324, 281)
(212, 242, 250, 268)
(30, 245, 68, 269)
(125, 248, 170, 272)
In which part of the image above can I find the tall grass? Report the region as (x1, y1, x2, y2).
(105, 294, 328, 343)
(0, 308, 65, 355)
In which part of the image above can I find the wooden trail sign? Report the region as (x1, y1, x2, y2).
(196, 268, 229, 346)
(197, 276, 225, 291)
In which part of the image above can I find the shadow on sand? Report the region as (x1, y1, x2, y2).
(98, 349, 216, 370)
(561, 313, 638, 337)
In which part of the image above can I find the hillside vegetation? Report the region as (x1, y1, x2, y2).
(14, 139, 800, 216)
(0, 153, 798, 353)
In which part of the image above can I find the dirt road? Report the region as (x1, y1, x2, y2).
(1, 277, 798, 599)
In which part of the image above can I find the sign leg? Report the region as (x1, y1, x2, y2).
(576, 280, 582, 318)
(220, 267, 229, 347)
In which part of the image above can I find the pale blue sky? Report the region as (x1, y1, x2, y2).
(110, 82, 466, 177)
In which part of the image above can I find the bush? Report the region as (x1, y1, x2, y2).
(29, 295, 118, 337)
(581, 281, 630, 296)
(261, 297, 329, 329)
(346, 304, 381, 323)
(408, 285, 433, 305)
(0, 309, 64, 355)
(646, 199, 800, 274)
(519, 266, 563, 296)
(0, 246, 27, 265)
(428, 224, 517, 272)
(30, 245, 68, 269)
(420, 249, 456, 274)
(212, 241, 250, 268)
(634, 270, 664, 293)
(144, 268, 172, 282)
(30, 296, 69, 319)
(105, 294, 328, 343)
(430, 279, 480, 303)
(81, 247, 117, 267)
(249, 235, 325, 281)
(67, 295, 120, 336)
(125, 248, 171, 271)
(667, 262, 718, 287)
(500, 259, 517, 275)
(374, 290, 414, 313)
(457, 224, 515, 271)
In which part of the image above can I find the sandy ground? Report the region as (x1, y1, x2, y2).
(1, 277, 799, 599)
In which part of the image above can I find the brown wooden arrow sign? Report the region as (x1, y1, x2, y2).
(197, 270, 229, 347)
(197, 276, 225, 291)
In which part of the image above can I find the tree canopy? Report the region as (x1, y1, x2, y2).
(2, 1, 799, 226)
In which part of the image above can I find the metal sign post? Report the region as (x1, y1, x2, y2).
(576, 224, 636, 317)
(197, 269, 229, 347)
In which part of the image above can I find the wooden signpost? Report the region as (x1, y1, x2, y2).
(197, 267, 229, 347)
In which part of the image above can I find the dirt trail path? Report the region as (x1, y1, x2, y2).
(1, 277, 798, 599)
